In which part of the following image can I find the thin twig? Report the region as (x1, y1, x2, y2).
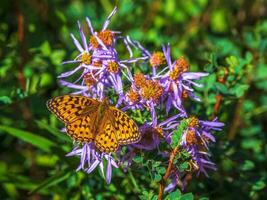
(158, 145, 180, 200)
(212, 68, 229, 118)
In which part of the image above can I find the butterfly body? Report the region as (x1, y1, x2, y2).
(47, 95, 141, 153)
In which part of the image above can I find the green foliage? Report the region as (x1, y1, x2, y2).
(0, 0, 267, 199)
(171, 119, 188, 148)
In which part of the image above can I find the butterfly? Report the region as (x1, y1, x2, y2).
(47, 95, 141, 153)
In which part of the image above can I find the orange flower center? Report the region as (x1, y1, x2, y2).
(126, 89, 140, 103)
(169, 68, 182, 80)
(107, 61, 119, 73)
(155, 126, 164, 137)
(188, 116, 199, 127)
(90, 30, 114, 49)
(185, 130, 198, 145)
(149, 51, 166, 67)
(174, 56, 189, 72)
(81, 52, 91, 65)
(140, 80, 163, 102)
(133, 73, 147, 89)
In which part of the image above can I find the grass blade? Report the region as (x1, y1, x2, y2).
(0, 125, 55, 152)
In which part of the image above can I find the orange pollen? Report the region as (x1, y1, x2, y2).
(149, 51, 166, 67)
(140, 80, 163, 101)
(185, 130, 198, 145)
(81, 52, 91, 65)
(107, 61, 119, 73)
(99, 30, 114, 46)
(182, 90, 189, 99)
(90, 35, 99, 49)
(90, 30, 114, 49)
(174, 56, 189, 72)
(169, 68, 182, 80)
(84, 73, 97, 87)
(188, 116, 199, 127)
(133, 73, 147, 88)
(126, 89, 140, 103)
(92, 60, 102, 67)
(155, 127, 164, 137)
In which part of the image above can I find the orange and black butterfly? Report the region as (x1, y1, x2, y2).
(47, 95, 141, 153)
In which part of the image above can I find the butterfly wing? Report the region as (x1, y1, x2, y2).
(47, 95, 99, 123)
(47, 95, 100, 142)
(66, 114, 96, 142)
(109, 107, 141, 145)
(95, 121, 119, 153)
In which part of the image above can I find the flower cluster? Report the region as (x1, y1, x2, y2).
(54, 7, 224, 187)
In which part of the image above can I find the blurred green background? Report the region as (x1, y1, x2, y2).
(0, 0, 267, 199)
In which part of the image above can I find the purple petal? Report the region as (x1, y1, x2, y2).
(78, 21, 88, 52)
(87, 159, 100, 174)
(102, 7, 117, 31)
(70, 33, 84, 53)
(57, 65, 83, 78)
(106, 156, 112, 184)
(59, 80, 88, 90)
(181, 72, 209, 80)
(200, 120, 225, 128)
(86, 17, 94, 35)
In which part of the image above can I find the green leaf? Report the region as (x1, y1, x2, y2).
(180, 193, 194, 200)
(179, 162, 189, 171)
(1, 174, 42, 192)
(133, 155, 143, 163)
(139, 190, 157, 200)
(156, 166, 166, 174)
(40, 41, 52, 56)
(165, 189, 182, 200)
(210, 9, 228, 32)
(171, 119, 188, 148)
(214, 82, 229, 94)
(240, 160, 255, 171)
(252, 180, 266, 191)
(199, 197, 209, 200)
(35, 120, 71, 143)
(0, 96, 12, 104)
(29, 172, 71, 194)
(153, 173, 161, 182)
(230, 84, 249, 97)
(0, 125, 55, 152)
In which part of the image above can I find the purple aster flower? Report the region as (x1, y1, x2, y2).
(58, 7, 148, 105)
(124, 73, 164, 126)
(155, 44, 208, 114)
(47, 5, 225, 189)
(119, 113, 183, 172)
(180, 117, 224, 176)
(66, 142, 118, 184)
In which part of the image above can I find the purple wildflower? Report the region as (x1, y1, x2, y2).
(48, 5, 225, 187)
(124, 73, 164, 126)
(66, 142, 118, 184)
(180, 117, 224, 176)
(58, 7, 148, 104)
(155, 44, 209, 114)
(57, 7, 149, 184)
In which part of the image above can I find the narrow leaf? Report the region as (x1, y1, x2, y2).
(29, 172, 71, 194)
(0, 125, 55, 152)
(35, 120, 70, 142)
